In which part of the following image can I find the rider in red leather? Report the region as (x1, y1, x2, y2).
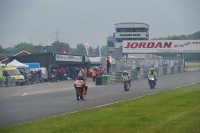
(74, 73, 87, 96)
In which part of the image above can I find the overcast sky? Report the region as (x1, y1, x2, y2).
(0, 0, 200, 48)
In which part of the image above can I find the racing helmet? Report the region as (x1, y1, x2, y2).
(78, 73, 83, 78)
(123, 70, 128, 74)
(150, 68, 154, 72)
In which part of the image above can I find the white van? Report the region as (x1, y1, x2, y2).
(29, 67, 48, 81)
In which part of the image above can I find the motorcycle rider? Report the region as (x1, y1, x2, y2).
(74, 73, 87, 96)
(148, 68, 157, 85)
(121, 70, 131, 87)
(51, 69, 57, 82)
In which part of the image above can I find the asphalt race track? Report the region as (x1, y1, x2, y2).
(0, 71, 200, 127)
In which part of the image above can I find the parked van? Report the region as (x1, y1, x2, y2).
(24, 63, 48, 81)
(0, 65, 25, 85)
(29, 67, 48, 81)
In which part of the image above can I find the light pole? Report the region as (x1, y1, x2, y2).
(39, 43, 43, 53)
(39, 43, 51, 53)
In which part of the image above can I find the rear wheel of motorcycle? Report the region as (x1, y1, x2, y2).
(150, 84, 153, 89)
(76, 88, 81, 100)
(77, 95, 80, 100)
(124, 82, 127, 91)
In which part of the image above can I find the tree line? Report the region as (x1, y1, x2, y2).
(153, 31, 200, 61)
(0, 31, 200, 61)
(0, 41, 107, 57)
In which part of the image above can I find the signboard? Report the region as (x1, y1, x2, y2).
(108, 47, 117, 51)
(55, 54, 82, 62)
(123, 40, 200, 53)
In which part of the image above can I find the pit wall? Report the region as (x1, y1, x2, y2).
(102, 65, 184, 85)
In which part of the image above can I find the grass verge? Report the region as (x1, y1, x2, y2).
(0, 83, 200, 133)
(186, 62, 200, 68)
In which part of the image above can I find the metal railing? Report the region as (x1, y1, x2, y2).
(102, 65, 184, 85)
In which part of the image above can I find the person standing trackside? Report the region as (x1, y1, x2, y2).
(83, 68, 87, 79)
(97, 66, 102, 77)
(92, 69, 96, 82)
(106, 56, 111, 74)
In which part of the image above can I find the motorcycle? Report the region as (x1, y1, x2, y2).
(51, 74, 57, 83)
(63, 73, 68, 80)
(149, 75, 155, 89)
(74, 80, 88, 100)
(122, 75, 129, 91)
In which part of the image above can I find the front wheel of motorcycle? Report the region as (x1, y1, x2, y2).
(150, 84, 154, 89)
(76, 88, 81, 100)
(77, 95, 80, 100)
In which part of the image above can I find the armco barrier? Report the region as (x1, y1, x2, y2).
(159, 67, 163, 76)
(155, 68, 159, 77)
(143, 69, 149, 78)
(163, 67, 167, 75)
(131, 70, 138, 80)
(174, 65, 178, 73)
(171, 66, 175, 74)
(178, 66, 181, 73)
(102, 65, 184, 85)
(181, 66, 184, 72)
(167, 67, 171, 75)
(139, 69, 144, 79)
(116, 72, 123, 83)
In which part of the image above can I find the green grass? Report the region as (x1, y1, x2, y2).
(186, 62, 200, 68)
(1, 83, 200, 133)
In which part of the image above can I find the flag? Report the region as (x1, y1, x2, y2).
(99, 43, 101, 56)
(84, 42, 89, 55)
(62, 48, 66, 53)
(68, 49, 71, 54)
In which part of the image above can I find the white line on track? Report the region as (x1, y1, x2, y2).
(22, 93, 27, 96)
(21, 86, 100, 96)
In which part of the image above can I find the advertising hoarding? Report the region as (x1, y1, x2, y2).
(55, 54, 82, 62)
(123, 40, 200, 53)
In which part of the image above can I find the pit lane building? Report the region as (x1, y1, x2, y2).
(107, 22, 149, 54)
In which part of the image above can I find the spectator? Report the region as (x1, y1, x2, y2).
(106, 56, 111, 74)
(83, 68, 87, 79)
(74, 66, 77, 80)
(76, 67, 79, 78)
(22, 70, 28, 84)
(69, 67, 73, 79)
(38, 70, 42, 82)
(92, 69, 96, 82)
(19, 70, 23, 75)
(97, 67, 103, 77)
(3, 71, 10, 87)
(33, 71, 37, 82)
(59, 67, 65, 80)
